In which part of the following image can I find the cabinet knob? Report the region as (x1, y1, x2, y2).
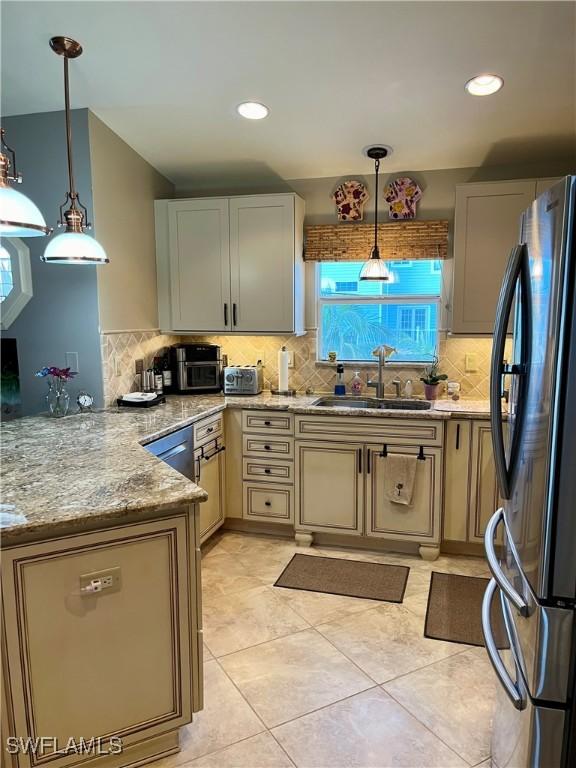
(207, 427, 214, 434)
(264, 468, 271, 474)
(265, 501, 272, 507)
(264, 445, 271, 450)
(264, 420, 271, 426)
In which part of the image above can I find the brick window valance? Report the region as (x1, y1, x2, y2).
(304, 220, 449, 261)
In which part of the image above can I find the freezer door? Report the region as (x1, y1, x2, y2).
(485, 579, 568, 768)
(491, 177, 576, 601)
(485, 510, 574, 704)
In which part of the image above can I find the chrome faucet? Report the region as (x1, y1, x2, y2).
(367, 345, 397, 399)
(391, 379, 402, 398)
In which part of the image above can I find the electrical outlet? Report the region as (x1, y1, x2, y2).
(465, 352, 479, 373)
(135, 359, 144, 375)
(80, 567, 121, 595)
(114, 355, 123, 377)
(287, 351, 294, 368)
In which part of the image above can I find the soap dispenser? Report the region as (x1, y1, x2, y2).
(334, 364, 346, 396)
(350, 371, 363, 395)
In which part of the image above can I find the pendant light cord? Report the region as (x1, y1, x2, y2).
(373, 157, 380, 257)
(63, 57, 77, 207)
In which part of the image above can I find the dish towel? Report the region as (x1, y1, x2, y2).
(383, 454, 418, 506)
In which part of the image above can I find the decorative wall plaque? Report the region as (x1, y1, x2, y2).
(332, 180, 369, 221)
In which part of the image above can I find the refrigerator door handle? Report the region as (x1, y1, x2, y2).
(482, 578, 527, 711)
(490, 243, 527, 500)
(485, 508, 530, 617)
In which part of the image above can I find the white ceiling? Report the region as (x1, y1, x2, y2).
(2, 1, 574, 187)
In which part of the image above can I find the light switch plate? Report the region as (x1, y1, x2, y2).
(465, 352, 479, 373)
(65, 351, 79, 373)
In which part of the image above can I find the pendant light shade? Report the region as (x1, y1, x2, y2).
(43, 231, 108, 265)
(0, 129, 50, 237)
(359, 249, 394, 281)
(359, 146, 390, 282)
(42, 37, 108, 265)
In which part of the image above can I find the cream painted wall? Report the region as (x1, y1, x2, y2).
(89, 112, 174, 332)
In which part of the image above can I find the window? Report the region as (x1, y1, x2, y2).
(318, 260, 441, 363)
(0, 247, 14, 302)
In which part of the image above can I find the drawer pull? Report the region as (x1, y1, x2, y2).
(264, 420, 272, 426)
(206, 426, 214, 434)
(264, 445, 271, 450)
(264, 468, 271, 474)
(265, 501, 272, 507)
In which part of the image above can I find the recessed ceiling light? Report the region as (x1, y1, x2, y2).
(237, 101, 269, 120)
(465, 74, 504, 96)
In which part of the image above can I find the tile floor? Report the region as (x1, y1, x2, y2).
(154, 532, 496, 768)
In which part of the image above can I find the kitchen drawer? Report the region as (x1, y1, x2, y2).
(243, 483, 293, 523)
(242, 410, 294, 435)
(243, 434, 294, 459)
(194, 413, 224, 447)
(242, 457, 294, 484)
(295, 415, 443, 447)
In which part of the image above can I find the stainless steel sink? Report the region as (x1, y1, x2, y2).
(311, 396, 431, 411)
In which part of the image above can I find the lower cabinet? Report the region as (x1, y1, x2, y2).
(1, 511, 202, 768)
(197, 444, 225, 543)
(443, 419, 502, 546)
(241, 410, 295, 525)
(295, 435, 441, 556)
(295, 441, 364, 535)
(366, 445, 442, 543)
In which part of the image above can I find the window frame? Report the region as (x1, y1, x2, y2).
(0, 237, 33, 331)
(316, 261, 442, 365)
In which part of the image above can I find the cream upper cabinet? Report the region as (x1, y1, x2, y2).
(366, 445, 442, 547)
(163, 198, 231, 332)
(451, 180, 536, 334)
(296, 440, 364, 535)
(230, 195, 301, 333)
(155, 193, 305, 334)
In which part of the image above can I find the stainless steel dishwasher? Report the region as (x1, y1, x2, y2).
(144, 425, 195, 480)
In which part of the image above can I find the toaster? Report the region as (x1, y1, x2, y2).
(224, 365, 264, 395)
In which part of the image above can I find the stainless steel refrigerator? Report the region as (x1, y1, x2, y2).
(484, 176, 576, 767)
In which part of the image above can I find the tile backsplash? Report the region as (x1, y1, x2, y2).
(101, 331, 179, 406)
(101, 329, 509, 404)
(186, 332, 508, 400)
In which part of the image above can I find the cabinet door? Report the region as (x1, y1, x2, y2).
(442, 420, 472, 542)
(452, 180, 535, 334)
(229, 195, 295, 333)
(296, 441, 364, 534)
(168, 198, 231, 332)
(366, 446, 442, 544)
(197, 448, 225, 543)
(1, 516, 194, 768)
(469, 422, 501, 543)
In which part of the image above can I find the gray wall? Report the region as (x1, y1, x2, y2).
(1, 109, 104, 416)
(179, 159, 574, 226)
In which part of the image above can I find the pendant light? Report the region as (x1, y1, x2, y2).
(42, 37, 108, 265)
(359, 146, 392, 281)
(0, 128, 51, 237)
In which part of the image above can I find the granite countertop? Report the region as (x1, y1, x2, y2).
(0, 392, 494, 546)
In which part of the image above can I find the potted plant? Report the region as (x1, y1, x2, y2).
(419, 355, 448, 401)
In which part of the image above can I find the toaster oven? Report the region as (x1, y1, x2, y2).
(171, 344, 222, 394)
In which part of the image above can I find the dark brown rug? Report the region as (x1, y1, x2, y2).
(425, 571, 509, 648)
(274, 553, 409, 603)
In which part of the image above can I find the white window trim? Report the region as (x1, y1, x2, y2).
(0, 238, 33, 330)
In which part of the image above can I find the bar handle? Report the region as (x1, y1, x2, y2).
(224, 303, 228, 326)
(232, 303, 238, 326)
(357, 448, 363, 474)
(482, 578, 527, 711)
(484, 508, 529, 617)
